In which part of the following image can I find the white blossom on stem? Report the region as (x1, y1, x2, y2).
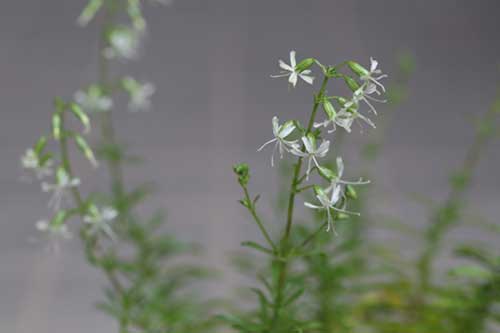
(21, 149, 53, 180)
(258, 116, 299, 167)
(304, 185, 357, 233)
(290, 134, 330, 179)
(83, 206, 118, 241)
(271, 50, 314, 87)
(41, 169, 80, 211)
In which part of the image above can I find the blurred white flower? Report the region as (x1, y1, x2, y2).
(271, 50, 314, 87)
(104, 28, 142, 61)
(83, 206, 118, 241)
(42, 169, 80, 211)
(21, 148, 53, 180)
(290, 135, 329, 179)
(36, 219, 72, 251)
(122, 77, 155, 112)
(74, 85, 113, 113)
(258, 116, 298, 167)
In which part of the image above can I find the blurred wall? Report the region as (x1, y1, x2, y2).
(1, 0, 499, 331)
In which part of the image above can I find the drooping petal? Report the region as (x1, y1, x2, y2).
(299, 74, 315, 85)
(279, 121, 295, 138)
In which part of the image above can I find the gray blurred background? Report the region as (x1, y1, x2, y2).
(1, 0, 500, 332)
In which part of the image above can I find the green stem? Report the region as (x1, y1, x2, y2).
(243, 187, 277, 252)
(271, 75, 330, 328)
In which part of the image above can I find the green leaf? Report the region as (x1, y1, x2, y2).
(283, 287, 304, 307)
(241, 241, 274, 255)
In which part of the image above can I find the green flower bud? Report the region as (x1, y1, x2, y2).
(69, 103, 91, 134)
(74, 134, 98, 167)
(233, 163, 250, 186)
(318, 166, 337, 181)
(34, 136, 48, 155)
(312, 185, 325, 197)
(343, 76, 360, 92)
(127, 0, 146, 31)
(56, 167, 70, 184)
(345, 185, 358, 200)
(322, 99, 336, 120)
(52, 113, 62, 140)
(51, 210, 68, 227)
(347, 61, 369, 77)
(296, 58, 315, 72)
(77, 0, 103, 26)
(336, 212, 350, 220)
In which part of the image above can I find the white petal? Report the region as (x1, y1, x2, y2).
(279, 60, 293, 72)
(304, 202, 321, 209)
(279, 122, 295, 138)
(300, 74, 315, 85)
(272, 116, 280, 136)
(289, 50, 296, 68)
(302, 136, 314, 153)
(336, 157, 344, 177)
(316, 140, 330, 157)
(289, 72, 298, 87)
(370, 57, 378, 72)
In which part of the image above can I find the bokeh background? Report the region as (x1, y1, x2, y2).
(1, 0, 499, 332)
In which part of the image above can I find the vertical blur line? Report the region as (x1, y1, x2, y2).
(14, 252, 64, 333)
(206, 1, 249, 294)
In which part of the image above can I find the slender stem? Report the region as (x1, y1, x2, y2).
(243, 187, 277, 252)
(299, 221, 328, 250)
(98, 5, 126, 200)
(58, 109, 125, 296)
(270, 75, 330, 328)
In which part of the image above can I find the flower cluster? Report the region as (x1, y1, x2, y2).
(259, 51, 385, 232)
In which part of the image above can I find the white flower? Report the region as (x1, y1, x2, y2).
(129, 82, 155, 112)
(271, 50, 314, 87)
(21, 148, 53, 179)
(324, 157, 370, 193)
(83, 206, 118, 241)
(104, 28, 142, 61)
(304, 185, 349, 233)
(41, 169, 80, 211)
(351, 83, 387, 115)
(74, 86, 113, 113)
(335, 102, 376, 133)
(360, 57, 388, 94)
(258, 116, 298, 167)
(36, 219, 72, 251)
(290, 135, 330, 179)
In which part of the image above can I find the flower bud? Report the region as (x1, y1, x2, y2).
(52, 113, 62, 140)
(74, 134, 98, 167)
(322, 100, 336, 120)
(34, 136, 48, 155)
(296, 58, 315, 72)
(318, 166, 337, 181)
(70, 103, 91, 134)
(343, 76, 360, 92)
(51, 210, 68, 227)
(336, 212, 350, 220)
(77, 0, 103, 26)
(233, 163, 250, 186)
(347, 61, 369, 77)
(345, 185, 358, 200)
